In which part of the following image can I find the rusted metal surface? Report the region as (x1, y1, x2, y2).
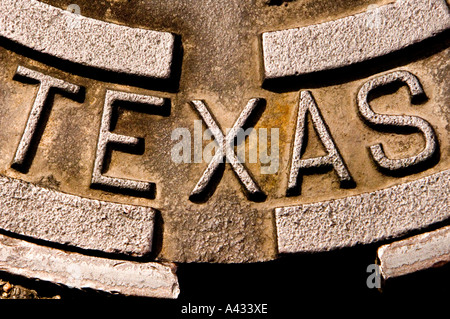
(0, 0, 448, 296)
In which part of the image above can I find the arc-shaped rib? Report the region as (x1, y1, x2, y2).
(0, 175, 156, 257)
(262, 0, 450, 80)
(0, 234, 179, 298)
(378, 226, 450, 280)
(0, 0, 176, 79)
(276, 169, 450, 254)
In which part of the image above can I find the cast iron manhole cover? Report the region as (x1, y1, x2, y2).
(0, 0, 448, 298)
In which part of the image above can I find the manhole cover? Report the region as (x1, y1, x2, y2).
(0, 0, 448, 298)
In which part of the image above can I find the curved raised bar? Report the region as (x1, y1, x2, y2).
(0, 0, 176, 79)
(0, 234, 179, 298)
(276, 170, 450, 253)
(262, 0, 450, 80)
(0, 175, 156, 257)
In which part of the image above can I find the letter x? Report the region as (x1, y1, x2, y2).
(190, 99, 265, 202)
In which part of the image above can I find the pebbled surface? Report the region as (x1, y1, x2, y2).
(262, 0, 450, 79)
(0, 175, 156, 257)
(276, 169, 450, 253)
(0, 0, 447, 263)
(0, 0, 176, 79)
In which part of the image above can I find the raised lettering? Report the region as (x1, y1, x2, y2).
(287, 91, 353, 196)
(91, 90, 169, 197)
(357, 71, 438, 173)
(189, 99, 266, 202)
(11, 66, 81, 172)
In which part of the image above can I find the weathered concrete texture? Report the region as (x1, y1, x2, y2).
(0, 175, 156, 257)
(0, 0, 176, 79)
(262, 0, 450, 79)
(0, 234, 179, 298)
(276, 169, 450, 253)
(378, 226, 450, 279)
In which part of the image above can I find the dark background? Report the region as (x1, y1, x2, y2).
(0, 239, 448, 314)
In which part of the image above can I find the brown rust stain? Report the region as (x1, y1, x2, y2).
(0, 0, 447, 262)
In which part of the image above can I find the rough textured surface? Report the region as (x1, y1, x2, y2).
(0, 0, 176, 79)
(262, 0, 450, 79)
(91, 90, 168, 196)
(0, 0, 447, 263)
(288, 91, 353, 195)
(357, 71, 438, 172)
(12, 66, 81, 169)
(378, 226, 450, 279)
(0, 175, 156, 256)
(190, 99, 265, 201)
(276, 169, 450, 253)
(0, 234, 179, 298)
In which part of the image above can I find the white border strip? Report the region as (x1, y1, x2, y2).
(378, 226, 450, 279)
(276, 170, 450, 253)
(262, 0, 450, 79)
(0, 175, 156, 257)
(0, 234, 179, 298)
(0, 0, 176, 79)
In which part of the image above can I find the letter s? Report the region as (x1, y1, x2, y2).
(357, 71, 438, 174)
